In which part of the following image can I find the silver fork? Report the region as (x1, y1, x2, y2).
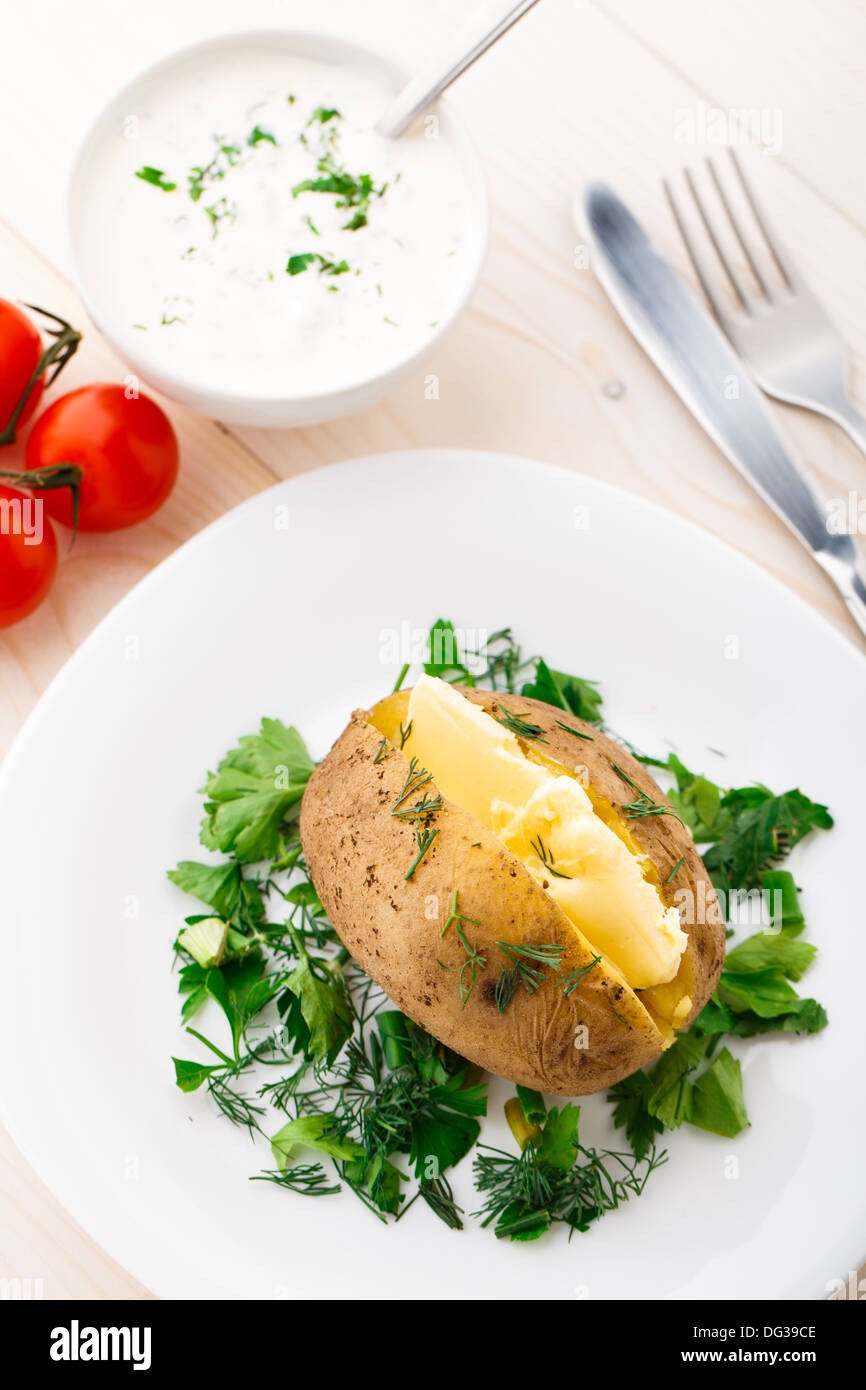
(664, 150, 866, 458)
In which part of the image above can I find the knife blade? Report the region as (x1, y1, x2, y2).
(578, 182, 866, 639)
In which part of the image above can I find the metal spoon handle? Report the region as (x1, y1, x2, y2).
(375, 0, 542, 139)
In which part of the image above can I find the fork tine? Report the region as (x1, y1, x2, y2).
(682, 167, 752, 312)
(662, 177, 740, 326)
(705, 156, 772, 300)
(729, 149, 799, 291)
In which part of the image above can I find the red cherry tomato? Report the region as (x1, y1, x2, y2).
(0, 300, 44, 437)
(0, 483, 57, 627)
(25, 384, 179, 532)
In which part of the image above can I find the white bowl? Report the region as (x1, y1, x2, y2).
(66, 30, 488, 427)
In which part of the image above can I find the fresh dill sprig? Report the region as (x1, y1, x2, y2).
(391, 756, 441, 879)
(555, 719, 594, 741)
(405, 825, 439, 881)
(473, 1139, 667, 1240)
(529, 834, 572, 879)
(665, 855, 686, 884)
(251, 1163, 340, 1195)
(612, 763, 683, 824)
(497, 941, 564, 979)
(493, 706, 548, 742)
(494, 967, 519, 1014)
(438, 924, 487, 1008)
(465, 627, 533, 691)
(559, 955, 602, 996)
(440, 889, 480, 939)
(391, 757, 433, 814)
(494, 941, 564, 1012)
(207, 1074, 266, 1137)
(391, 791, 442, 821)
(437, 892, 487, 1004)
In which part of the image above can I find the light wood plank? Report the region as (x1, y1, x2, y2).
(0, 1129, 152, 1301)
(601, 0, 866, 228)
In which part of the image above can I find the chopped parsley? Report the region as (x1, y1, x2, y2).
(610, 871, 826, 1153)
(135, 165, 177, 192)
(307, 106, 342, 127)
(286, 252, 350, 278)
(248, 124, 277, 147)
(188, 142, 242, 203)
(654, 751, 833, 895)
(292, 151, 388, 232)
(522, 657, 603, 724)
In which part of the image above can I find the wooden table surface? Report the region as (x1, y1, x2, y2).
(1, 0, 863, 1300)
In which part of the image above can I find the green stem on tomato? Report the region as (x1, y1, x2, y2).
(0, 306, 82, 447)
(0, 463, 82, 544)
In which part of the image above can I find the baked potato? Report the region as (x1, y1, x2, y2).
(299, 676, 724, 1095)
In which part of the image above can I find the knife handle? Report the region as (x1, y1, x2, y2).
(816, 538, 866, 639)
(843, 579, 866, 640)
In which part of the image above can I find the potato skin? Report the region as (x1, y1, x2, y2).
(299, 690, 725, 1096)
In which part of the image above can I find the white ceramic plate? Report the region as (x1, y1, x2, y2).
(2, 450, 863, 1301)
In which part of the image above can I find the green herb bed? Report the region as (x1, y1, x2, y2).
(168, 619, 830, 1241)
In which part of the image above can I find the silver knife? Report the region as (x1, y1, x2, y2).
(578, 183, 866, 640)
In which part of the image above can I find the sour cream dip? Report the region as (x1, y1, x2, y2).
(68, 33, 487, 422)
